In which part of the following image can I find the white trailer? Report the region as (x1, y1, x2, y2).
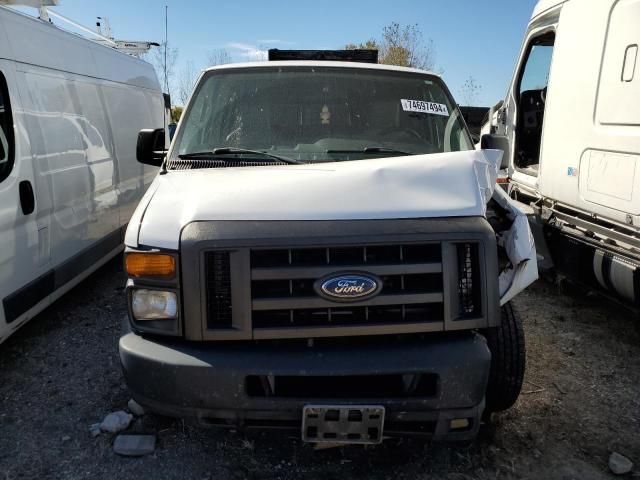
(483, 0, 640, 306)
(0, 5, 164, 343)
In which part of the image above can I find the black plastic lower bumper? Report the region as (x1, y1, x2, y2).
(119, 332, 491, 441)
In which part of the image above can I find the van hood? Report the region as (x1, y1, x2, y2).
(127, 150, 502, 250)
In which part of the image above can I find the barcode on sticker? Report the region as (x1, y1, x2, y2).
(401, 99, 449, 116)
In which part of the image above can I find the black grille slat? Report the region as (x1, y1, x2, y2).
(364, 245, 402, 263)
(252, 279, 316, 298)
(205, 251, 233, 328)
(250, 244, 442, 269)
(383, 274, 442, 295)
(253, 304, 444, 329)
(245, 373, 438, 398)
(251, 262, 442, 281)
(252, 293, 443, 311)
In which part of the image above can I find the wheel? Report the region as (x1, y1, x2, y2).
(484, 302, 526, 413)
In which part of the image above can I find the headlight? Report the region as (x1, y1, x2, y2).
(131, 289, 178, 320)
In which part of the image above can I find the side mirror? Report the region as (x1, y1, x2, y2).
(136, 128, 166, 167)
(481, 134, 510, 169)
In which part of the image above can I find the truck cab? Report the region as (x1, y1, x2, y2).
(484, 0, 640, 306)
(120, 54, 537, 444)
(482, 0, 560, 201)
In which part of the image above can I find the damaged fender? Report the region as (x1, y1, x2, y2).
(492, 187, 538, 305)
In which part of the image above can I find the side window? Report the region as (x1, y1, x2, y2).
(519, 41, 554, 95)
(514, 32, 555, 172)
(0, 71, 14, 182)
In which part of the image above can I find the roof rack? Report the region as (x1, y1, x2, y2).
(0, 0, 159, 57)
(0, 0, 57, 21)
(268, 49, 379, 64)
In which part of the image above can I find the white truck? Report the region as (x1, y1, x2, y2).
(120, 51, 537, 444)
(0, 4, 164, 343)
(482, 0, 640, 306)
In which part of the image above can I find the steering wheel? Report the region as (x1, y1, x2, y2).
(377, 126, 423, 141)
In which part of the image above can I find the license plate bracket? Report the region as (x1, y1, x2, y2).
(301, 405, 385, 444)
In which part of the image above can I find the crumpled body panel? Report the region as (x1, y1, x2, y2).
(493, 187, 538, 304)
(131, 150, 502, 250)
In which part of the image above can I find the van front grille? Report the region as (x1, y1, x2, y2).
(249, 245, 445, 331)
(187, 218, 498, 341)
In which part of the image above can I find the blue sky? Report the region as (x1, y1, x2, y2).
(18, 0, 537, 106)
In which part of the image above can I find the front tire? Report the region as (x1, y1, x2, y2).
(484, 302, 526, 413)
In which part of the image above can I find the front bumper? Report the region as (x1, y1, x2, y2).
(120, 331, 491, 441)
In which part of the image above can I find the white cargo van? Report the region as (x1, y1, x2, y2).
(0, 6, 164, 343)
(482, 0, 640, 306)
(119, 50, 538, 443)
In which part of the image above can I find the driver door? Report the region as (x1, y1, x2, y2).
(499, 24, 557, 201)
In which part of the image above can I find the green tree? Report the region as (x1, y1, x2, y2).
(170, 106, 183, 123)
(345, 39, 380, 51)
(346, 23, 436, 71)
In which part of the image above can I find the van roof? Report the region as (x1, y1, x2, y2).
(0, 6, 160, 91)
(203, 60, 439, 78)
(532, 0, 567, 19)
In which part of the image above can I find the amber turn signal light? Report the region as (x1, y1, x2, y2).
(126, 253, 175, 278)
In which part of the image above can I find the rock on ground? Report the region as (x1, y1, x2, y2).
(609, 452, 634, 475)
(128, 398, 145, 416)
(113, 434, 156, 457)
(89, 423, 101, 438)
(100, 410, 133, 433)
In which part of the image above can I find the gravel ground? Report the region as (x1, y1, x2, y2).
(1, 256, 639, 479)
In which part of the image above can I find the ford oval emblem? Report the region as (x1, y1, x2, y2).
(315, 273, 382, 302)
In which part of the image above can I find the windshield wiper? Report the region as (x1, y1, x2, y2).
(178, 147, 302, 165)
(325, 146, 414, 156)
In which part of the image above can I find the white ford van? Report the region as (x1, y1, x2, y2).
(120, 51, 537, 444)
(0, 6, 164, 343)
(483, 0, 640, 306)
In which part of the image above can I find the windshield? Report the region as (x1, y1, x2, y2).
(172, 66, 473, 166)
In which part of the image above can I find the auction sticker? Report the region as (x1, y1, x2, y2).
(401, 99, 449, 116)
